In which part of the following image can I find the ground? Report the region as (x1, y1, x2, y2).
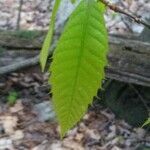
(0, 70, 150, 150)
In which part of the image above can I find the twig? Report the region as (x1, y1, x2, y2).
(0, 55, 39, 75)
(99, 0, 150, 29)
(0, 39, 57, 75)
(16, 0, 23, 30)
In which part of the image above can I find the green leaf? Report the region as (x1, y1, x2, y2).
(7, 91, 18, 106)
(40, 0, 61, 72)
(142, 118, 150, 127)
(97, 0, 106, 13)
(70, 0, 76, 4)
(50, 0, 108, 137)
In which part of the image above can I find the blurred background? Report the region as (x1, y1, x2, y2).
(0, 0, 149, 149)
(0, 0, 149, 32)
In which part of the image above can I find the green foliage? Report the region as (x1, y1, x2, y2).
(70, 0, 76, 4)
(0, 46, 5, 54)
(100, 80, 149, 127)
(142, 118, 150, 127)
(13, 30, 40, 39)
(50, 0, 108, 136)
(136, 145, 150, 150)
(40, 0, 61, 72)
(7, 90, 18, 106)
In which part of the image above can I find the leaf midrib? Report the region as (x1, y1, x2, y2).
(68, 0, 92, 121)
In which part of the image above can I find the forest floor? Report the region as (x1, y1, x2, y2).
(0, 0, 150, 150)
(0, 0, 149, 33)
(0, 69, 150, 150)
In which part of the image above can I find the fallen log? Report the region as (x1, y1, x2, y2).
(107, 36, 150, 87)
(0, 30, 45, 50)
(0, 30, 150, 87)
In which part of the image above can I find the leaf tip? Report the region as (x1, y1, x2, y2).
(39, 54, 46, 72)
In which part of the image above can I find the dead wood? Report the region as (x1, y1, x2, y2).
(0, 30, 149, 87)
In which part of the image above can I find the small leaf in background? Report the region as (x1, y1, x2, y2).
(70, 0, 76, 4)
(142, 118, 150, 127)
(50, 0, 108, 137)
(40, 0, 61, 72)
(7, 91, 18, 106)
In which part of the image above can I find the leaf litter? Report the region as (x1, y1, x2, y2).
(0, 71, 149, 149)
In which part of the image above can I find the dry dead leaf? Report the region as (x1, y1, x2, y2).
(63, 139, 84, 150)
(0, 115, 18, 134)
(10, 130, 24, 141)
(9, 101, 23, 113)
(85, 129, 101, 140)
(0, 138, 14, 150)
(74, 133, 84, 142)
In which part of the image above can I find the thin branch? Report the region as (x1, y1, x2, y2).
(0, 38, 57, 75)
(16, 0, 23, 30)
(100, 0, 150, 29)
